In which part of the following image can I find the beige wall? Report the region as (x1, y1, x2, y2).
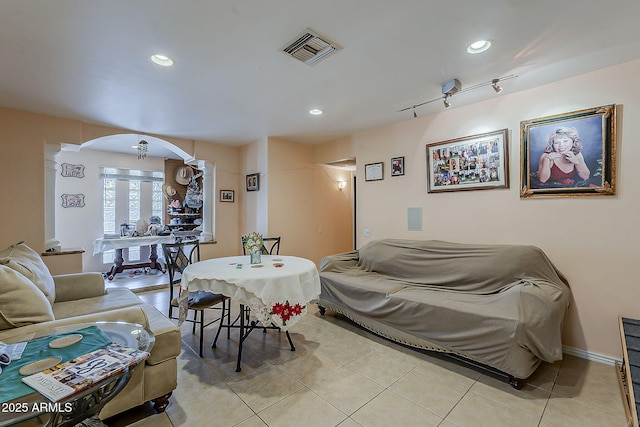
(0, 109, 82, 251)
(0, 110, 243, 262)
(238, 138, 269, 249)
(346, 59, 640, 359)
(268, 138, 353, 264)
(193, 140, 241, 259)
(237, 137, 353, 263)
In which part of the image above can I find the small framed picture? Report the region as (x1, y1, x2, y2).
(391, 156, 405, 176)
(365, 162, 384, 181)
(246, 173, 260, 191)
(520, 104, 616, 198)
(220, 190, 234, 202)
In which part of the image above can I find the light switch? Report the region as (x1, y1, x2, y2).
(363, 228, 371, 237)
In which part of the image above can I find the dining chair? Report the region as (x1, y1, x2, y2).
(162, 240, 228, 357)
(238, 235, 281, 335)
(241, 236, 281, 255)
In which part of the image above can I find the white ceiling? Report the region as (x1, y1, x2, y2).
(2, 0, 640, 156)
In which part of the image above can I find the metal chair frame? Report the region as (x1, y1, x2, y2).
(162, 240, 229, 357)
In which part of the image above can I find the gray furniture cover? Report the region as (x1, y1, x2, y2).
(318, 239, 571, 380)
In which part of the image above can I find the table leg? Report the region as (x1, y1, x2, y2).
(285, 331, 296, 351)
(236, 304, 245, 372)
(49, 369, 131, 426)
(106, 248, 125, 280)
(149, 244, 165, 273)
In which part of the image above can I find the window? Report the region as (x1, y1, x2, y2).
(100, 167, 164, 265)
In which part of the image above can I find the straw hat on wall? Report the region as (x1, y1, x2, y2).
(175, 166, 194, 185)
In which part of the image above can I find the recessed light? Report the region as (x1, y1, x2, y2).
(309, 109, 323, 115)
(150, 54, 174, 67)
(466, 40, 491, 54)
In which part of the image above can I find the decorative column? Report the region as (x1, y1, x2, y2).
(44, 143, 61, 251)
(200, 161, 214, 242)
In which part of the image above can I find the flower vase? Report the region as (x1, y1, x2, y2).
(250, 251, 262, 264)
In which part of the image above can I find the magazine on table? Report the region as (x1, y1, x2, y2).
(22, 344, 149, 402)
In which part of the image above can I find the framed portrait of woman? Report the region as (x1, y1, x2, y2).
(520, 104, 616, 198)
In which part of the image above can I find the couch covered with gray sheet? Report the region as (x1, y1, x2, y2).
(318, 239, 571, 383)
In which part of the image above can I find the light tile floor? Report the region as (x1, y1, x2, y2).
(110, 287, 628, 427)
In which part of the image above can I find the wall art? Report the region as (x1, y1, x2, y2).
(426, 129, 509, 193)
(246, 173, 259, 191)
(520, 104, 616, 198)
(60, 163, 85, 178)
(365, 162, 384, 181)
(61, 193, 85, 208)
(391, 156, 405, 176)
(220, 190, 234, 202)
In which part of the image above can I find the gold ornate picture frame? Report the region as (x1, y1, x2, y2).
(520, 104, 616, 198)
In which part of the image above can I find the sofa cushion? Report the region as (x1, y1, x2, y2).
(0, 265, 55, 330)
(52, 288, 143, 320)
(0, 242, 55, 304)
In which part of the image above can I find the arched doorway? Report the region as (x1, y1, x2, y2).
(46, 134, 215, 273)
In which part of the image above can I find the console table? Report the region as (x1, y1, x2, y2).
(93, 236, 175, 280)
(617, 316, 640, 427)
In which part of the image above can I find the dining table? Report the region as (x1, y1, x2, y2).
(179, 255, 321, 371)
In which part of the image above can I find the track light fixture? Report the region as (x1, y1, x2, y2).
(397, 74, 516, 116)
(492, 79, 503, 93)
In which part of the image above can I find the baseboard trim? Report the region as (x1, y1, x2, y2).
(563, 345, 621, 366)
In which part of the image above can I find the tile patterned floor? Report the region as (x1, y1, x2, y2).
(109, 286, 627, 427)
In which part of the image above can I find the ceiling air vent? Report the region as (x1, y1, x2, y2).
(282, 28, 341, 66)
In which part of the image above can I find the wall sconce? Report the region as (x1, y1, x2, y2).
(337, 180, 347, 190)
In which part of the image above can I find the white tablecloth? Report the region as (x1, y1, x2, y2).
(93, 236, 175, 255)
(180, 255, 320, 330)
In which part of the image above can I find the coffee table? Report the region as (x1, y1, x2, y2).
(0, 321, 154, 427)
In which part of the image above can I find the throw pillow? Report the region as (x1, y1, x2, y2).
(0, 242, 56, 305)
(0, 265, 55, 330)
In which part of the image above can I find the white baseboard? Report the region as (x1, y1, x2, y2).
(563, 345, 621, 366)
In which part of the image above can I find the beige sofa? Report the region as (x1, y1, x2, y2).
(319, 239, 572, 388)
(0, 242, 181, 419)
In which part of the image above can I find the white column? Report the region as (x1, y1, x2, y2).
(44, 143, 61, 251)
(200, 161, 214, 242)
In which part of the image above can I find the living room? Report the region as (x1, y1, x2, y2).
(1, 1, 640, 426)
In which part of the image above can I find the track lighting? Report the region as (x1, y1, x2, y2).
(492, 79, 502, 93)
(397, 74, 516, 115)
